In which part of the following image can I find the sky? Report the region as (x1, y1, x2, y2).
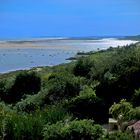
(0, 0, 140, 39)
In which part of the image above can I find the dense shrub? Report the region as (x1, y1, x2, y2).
(43, 104, 73, 124)
(94, 45, 140, 107)
(43, 119, 103, 140)
(65, 87, 108, 124)
(0, 110, 44, 140)
(8, 71, 41, 103)
(73, 57, 94, 77)
(0, 103, 72, 140)
(103, 131, 137, 140)
(15, 93, 44, 113)
(46, 72, 82, 103)
(96, 66, 140, 107)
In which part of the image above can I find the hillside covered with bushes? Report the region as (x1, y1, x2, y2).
(0, 42, 140, 139)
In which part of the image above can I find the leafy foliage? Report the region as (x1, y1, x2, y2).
(109, 99, 133, 119)
(0, 102, 45, 140)
(0, 43, 140, 139)
(9, 71, 41, 102)
(73, 57, 94, 77)
(65, 86, 108, 124)
(15, 93, 43, 113)
(43, 104, 73, 124)
(0, 103, 71, 140)
(0, 71, 41, 103)
(46, 72, 82, 103)
(43, 119, 103, 140)
(103, 131, 137, 140)
(127, 106, 140, 121)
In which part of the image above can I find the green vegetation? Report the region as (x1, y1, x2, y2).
(103, 131, 139, 140)
(109, 99, 133, 119)
(0, 71, 41, 103)
(0, 43, 140, 139)
(43, 119, 103, 140)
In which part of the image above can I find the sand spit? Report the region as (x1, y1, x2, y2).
(0, 41, 71, 49)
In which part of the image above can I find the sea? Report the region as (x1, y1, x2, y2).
(0, 38, 138, 73)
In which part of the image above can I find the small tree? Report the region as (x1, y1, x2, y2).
(109, 99, 133, 119)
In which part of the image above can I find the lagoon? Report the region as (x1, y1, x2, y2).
(0, 38, 137, 73)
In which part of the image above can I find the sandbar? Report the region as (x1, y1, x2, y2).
(0, 41, 72, 49)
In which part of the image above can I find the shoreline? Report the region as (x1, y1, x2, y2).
(0, 39, 138, 74)
(0, 38, 138, 49)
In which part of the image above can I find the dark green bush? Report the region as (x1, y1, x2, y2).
(46, 72, 82, 103)
(103, 131, 137, 140)
(73, 57, 94, 77)
(94, 45, 140, 107)
(65, 87, 108, 124)
(8, 71, 41, 103)
(96, 66, 140, 108)
(43, 119, 103, 140)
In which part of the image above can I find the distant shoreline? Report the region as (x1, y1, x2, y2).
(0, 38, 138, 49)
(0, 42, 72, 49)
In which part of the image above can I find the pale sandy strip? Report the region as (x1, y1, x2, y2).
(0, 42, 73, 49)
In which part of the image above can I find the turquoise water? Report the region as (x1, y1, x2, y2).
(0, 39, 137, 73)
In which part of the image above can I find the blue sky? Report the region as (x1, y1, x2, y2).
(0, 0, 140, 38)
